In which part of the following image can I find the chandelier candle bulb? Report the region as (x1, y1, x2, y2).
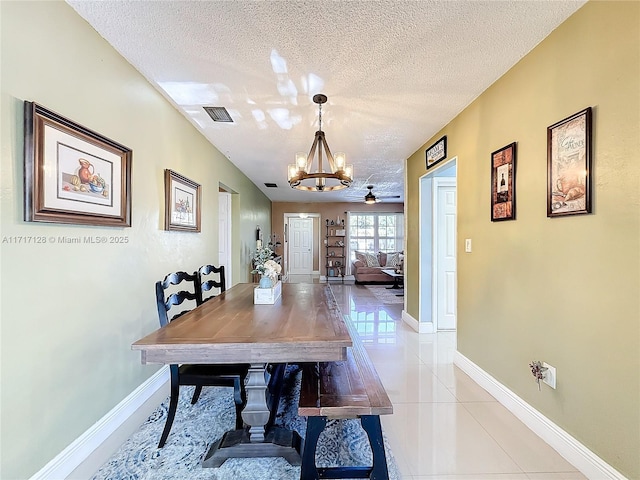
(334, 152, 346, 170)
(296, 152, 307, 170)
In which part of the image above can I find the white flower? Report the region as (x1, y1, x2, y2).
(263, 259, 282, 279)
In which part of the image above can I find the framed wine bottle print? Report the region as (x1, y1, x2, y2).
(491, 142, 516, 221)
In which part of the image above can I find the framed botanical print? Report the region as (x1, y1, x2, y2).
(547, 107, 592, 217)
(491, 142, 516, 221)
(164, 169, 201, 232)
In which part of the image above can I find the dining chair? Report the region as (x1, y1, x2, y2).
(155, 270, 249, 448)
(197, 264, 226, 304)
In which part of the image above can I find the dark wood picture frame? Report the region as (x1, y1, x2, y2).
(547, 107, 592, 217)
(24, 101, 132, 227)
(491, 142, 517, 221)
(164, 169, 201, 232)
(426, 135, 447, 169)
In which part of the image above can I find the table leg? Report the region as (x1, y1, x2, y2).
(386, 277, 402, 289)
(243, 363, 271, 441)
(202, 363, 302, 468)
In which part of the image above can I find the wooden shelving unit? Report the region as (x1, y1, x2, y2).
(325, 219, 346, 282)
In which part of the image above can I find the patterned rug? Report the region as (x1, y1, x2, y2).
(365, 284, 404, 304)
(92, 365, 400, 480)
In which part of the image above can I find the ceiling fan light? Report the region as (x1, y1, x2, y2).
(364, 185, 377, 204)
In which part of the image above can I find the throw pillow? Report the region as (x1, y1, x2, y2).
(354, 250, 366, 263)
(385, 252, 401, 268)
(363, 252, 380, 267)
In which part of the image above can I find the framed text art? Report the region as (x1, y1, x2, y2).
(491, 142, 517, 221)
(547, 107, 592, 217)
(23, 102, 132, 226)
(164, 169, 201, 232)
(426, 135, 447, 169)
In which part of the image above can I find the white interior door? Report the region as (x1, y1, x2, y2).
(433, 179, 457, 330)
(288, 217, 313, 275)
(218, 192, 232, 286)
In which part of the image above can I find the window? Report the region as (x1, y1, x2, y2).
(348, 212, 404, 260)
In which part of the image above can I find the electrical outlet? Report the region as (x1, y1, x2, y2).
(543, 362, 556, 389)
(465, 239, 472, 253)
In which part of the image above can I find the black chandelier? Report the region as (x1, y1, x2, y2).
(287, 94, 353, 191)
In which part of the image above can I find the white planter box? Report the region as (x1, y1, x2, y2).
(254, 280, 282, 304)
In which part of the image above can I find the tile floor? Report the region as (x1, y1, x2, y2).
(288, 276, 586, 480)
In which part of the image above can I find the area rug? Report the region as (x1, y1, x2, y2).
(365, 284, 404, 304)
(92, 365, 400, 480)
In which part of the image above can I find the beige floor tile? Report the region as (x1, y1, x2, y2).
(385, 402, 523, 476)
(462, 402, 578, 474)
(375, 362, 458, 404)
(439, 365, 497, 402)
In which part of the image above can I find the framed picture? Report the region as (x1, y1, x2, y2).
(164, 169, 201, 232)
(491, 142, 517, 221)
(24, 102, 132, 226)
(426, 135, 447, 169)
(547, 107, 592, 217)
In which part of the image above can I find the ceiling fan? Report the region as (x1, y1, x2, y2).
(364, 185, 400, 204)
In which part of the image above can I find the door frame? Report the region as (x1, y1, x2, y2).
(218, 190, 233, 287)
(418, 157, 457, 333)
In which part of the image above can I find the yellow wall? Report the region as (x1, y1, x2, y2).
(406, 2, 639, 477)
(0, 2, 270, 478)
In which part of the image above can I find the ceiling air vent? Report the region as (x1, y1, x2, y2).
(203, 106, 233, 123)
(264, 183, 278, 188)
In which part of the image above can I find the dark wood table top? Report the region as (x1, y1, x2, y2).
(132, 283, 352, 365)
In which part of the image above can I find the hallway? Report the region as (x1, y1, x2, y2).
(293, 278, 586, 479)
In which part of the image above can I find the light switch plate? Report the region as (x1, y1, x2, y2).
(465, 239, 472, 253)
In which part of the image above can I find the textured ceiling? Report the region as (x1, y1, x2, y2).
(67, 0, 585, 204)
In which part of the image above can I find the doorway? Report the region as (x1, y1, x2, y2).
(218, 190, 233, 286)
(419, 158, 457, 332)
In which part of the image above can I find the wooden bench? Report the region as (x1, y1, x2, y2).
(298, 318, 393, 479)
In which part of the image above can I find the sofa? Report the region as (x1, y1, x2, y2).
(352, 251, 404, 284)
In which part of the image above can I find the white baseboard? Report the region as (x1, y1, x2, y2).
(453, 351, 627, 480)
(31, 367, 170, 480)
(402, 310, 434, 333)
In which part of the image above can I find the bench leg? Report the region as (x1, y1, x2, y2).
(360, 415, 389, 480)
(300, 416, 326, 480)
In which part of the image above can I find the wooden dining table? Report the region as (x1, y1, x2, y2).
(132, 282, 352, 468)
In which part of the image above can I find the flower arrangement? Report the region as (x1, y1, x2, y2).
(251, 246, 282, 281)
